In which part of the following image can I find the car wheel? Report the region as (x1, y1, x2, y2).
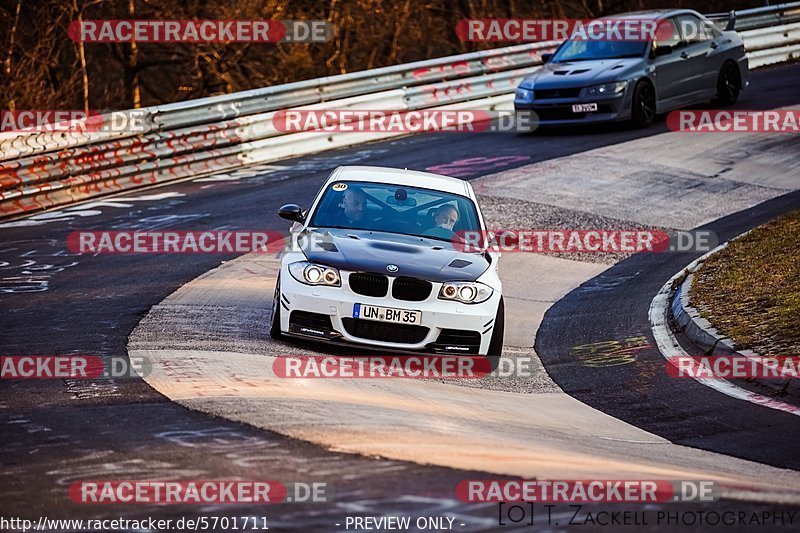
(485, 297, 505, 372)
(269, 275, 283, 340)
(715, 62, 741, 106)
(631, 80, 656, 128)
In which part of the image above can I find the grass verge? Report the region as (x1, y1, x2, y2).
(691, 208, 800, 357)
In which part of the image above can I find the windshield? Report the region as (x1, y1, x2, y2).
(309, 181, 481, 242)
(551, 39, 647, 62)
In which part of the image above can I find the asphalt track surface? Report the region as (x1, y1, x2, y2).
(535, 189, 800, 470)
(1, 64, 799, 530)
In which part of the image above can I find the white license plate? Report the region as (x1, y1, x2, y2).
(572, 103, 598, 113)
(353, 303, 422, 325)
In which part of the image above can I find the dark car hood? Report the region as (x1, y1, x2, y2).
(299, 228, 490, 282)
(520, 57, 641, 88)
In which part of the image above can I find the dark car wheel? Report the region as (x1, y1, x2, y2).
(715, 62, 741, 106)
(631, 80, 656, 128)
(269, 275, 283, 340)
(485, 297, 505, 371)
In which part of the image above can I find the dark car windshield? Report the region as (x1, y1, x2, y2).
(552, 39, 647, 62)
(309, 181, 481, 242)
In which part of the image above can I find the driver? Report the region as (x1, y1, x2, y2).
(433, 204, 459, 231)
(422, 204, 460, 239)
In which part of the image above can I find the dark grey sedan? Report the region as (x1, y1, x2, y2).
(514, 9, 749, 127)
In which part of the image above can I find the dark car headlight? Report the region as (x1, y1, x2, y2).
(584, 81, 628, 97)
(289, 261, 341, 286)
(515, 87, 534, 101)
(439, 281, 493, 304)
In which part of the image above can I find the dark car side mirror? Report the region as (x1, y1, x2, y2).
(654, 45, 673, 57)
(541, 52, 553, 63)
(278, 203, 305, 223)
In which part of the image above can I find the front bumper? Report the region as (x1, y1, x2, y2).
(278, 267, 501, 355)
(515, 88, 632, 126)
(738, 54, 750, 91)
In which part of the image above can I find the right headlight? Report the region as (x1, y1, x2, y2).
(584, 81, 628, 97)
(288, 261, 341, 286)
(438, 281, 493, 304)
(515, 87, 534, 101)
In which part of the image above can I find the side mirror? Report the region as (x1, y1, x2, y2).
(278, 203, 304, 223)
(654, 45, 673, 57)
(541, 53, 553, 63)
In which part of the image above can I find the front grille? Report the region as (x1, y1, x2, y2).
(534, 104, 613, 121)
(533, 87, 582, 99)
(392, 277, 432, 301)
(289, 311, 333, 330)
(349, 272, 389, 297)
(342, 318, 429, 344)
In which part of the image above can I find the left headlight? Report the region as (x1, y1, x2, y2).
(584, 81, 628, 97)
(515, 87, 534, 101)
(288, 261, 341, 286)
(439, 281, 493, 304)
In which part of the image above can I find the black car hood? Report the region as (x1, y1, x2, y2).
(299, 228, 490, 282)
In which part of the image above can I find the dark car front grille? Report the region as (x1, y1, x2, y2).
(349, 272, 389, 297)
(392, 277, 432, 301)
(342, 318, 429, 344)
(533, 87, 582, 99)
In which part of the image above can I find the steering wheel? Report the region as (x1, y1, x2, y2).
(421, 226, 456, 240)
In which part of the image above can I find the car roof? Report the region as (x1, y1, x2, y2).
(611, 9, 704, 21)
(327, 166, 471, 197)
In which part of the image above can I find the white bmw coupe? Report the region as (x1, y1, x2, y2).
(271, 166, 504, 365)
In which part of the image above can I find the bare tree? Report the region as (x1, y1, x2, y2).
(1, 0, 764, 111)
(127, 0, 141, 108)
(2, 0, 22, 110)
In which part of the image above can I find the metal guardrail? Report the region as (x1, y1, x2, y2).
(742, 21, 800, 67)
(0, 39, 557, 218)
(1, 5, 798, 219)
(708, 2, 800, 68)
(0, 43, 546, 160)
(708, 1, 800, 31)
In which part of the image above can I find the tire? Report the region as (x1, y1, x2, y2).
(269, 275, 284, 340)
(485, 297, 505, 372)
(631, 80, 656, 128)
(715, 62, 741, 106)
